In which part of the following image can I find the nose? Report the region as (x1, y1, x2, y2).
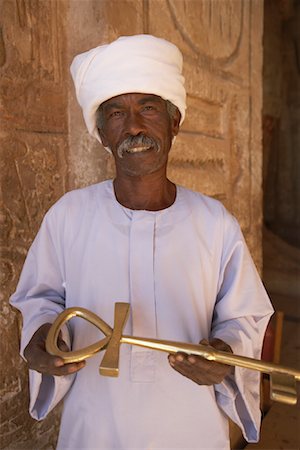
(124, 111, 145, 136)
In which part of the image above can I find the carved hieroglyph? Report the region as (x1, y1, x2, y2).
(1, 0, 67, 448)
(148, 1, 256, 236)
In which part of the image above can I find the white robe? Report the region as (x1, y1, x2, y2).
(10, 180, 273, 450)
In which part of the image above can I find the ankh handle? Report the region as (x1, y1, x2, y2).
(46, 306, 113, 363)
(46, 303, 300, 405)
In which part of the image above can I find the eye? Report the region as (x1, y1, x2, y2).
(107, 110, 125, 121)
(142, 104, 158, 113)
(110, 111, 123, 117)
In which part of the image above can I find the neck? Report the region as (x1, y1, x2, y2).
(113, 173, 176, 211)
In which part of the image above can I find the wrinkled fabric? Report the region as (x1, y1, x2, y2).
(10, 180, 273, 449)
(70, 35, 186, 144)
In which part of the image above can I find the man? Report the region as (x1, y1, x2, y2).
(10, 35, 273, 449)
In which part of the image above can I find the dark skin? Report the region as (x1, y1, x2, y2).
(24, 92, 232, 384)
(99, 93, 179, 211)
(24, 323, 85, 376)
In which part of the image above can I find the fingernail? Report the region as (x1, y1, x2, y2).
(169, 356, 175, 365)
(55, 359, 64, 367)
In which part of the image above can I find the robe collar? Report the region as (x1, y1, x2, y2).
(98, 179, 192, 227)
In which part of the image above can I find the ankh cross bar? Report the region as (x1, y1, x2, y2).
(46, 302, 300, 405)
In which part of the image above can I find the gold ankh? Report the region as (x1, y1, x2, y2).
(46, 302, 300, 405)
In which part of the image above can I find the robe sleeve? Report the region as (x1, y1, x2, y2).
(10, 204, 76, 420)
(210, 211, 274, 443)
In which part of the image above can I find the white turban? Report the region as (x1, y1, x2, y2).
(70, 34, 186, 144)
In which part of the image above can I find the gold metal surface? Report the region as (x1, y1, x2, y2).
(46, 304, 300, 404)
(270, 373, 297, 405)
(99, 303, 130, 377)
(46, 307, 112, 363)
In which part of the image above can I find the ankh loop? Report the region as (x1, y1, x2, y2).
(46, 302, 300, 405)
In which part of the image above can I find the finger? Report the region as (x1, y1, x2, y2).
(209, 338, 233, 353)
(168, 354, 176, 365)
(174, 352, 188, 362)
(57, 338, 70, 353)
(174, 354, 226, 376)
(168, 358, 214, 384)
(50, 360, 86, 376)
(187, 355, 197, 364)
(27, 345, 69, 374)
(57, 330, 70, 352)
(168, 352, 188, 366)
(37, 358, 86, 376)
(170, 357, 228, 385)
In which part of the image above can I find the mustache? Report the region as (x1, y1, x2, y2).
(117, 134, 160, 158)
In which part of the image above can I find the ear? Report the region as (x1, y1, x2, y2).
(98, 127, 109, 147)
(171, 108, 181, 138)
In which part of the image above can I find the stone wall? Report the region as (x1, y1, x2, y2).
(0, 0, 68, 447)
(1, 0, 264, 447)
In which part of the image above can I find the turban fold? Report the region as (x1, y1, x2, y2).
(70, 34, 186, 144)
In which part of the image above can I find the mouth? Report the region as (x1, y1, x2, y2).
(125, 145, 153, 154)
(117, 135, 160, 158)
(117, 145, 155, 158)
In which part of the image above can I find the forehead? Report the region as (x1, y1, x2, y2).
(100, 93, 166, 109)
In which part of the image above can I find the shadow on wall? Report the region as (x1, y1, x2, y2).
(263, 0, 300, 250)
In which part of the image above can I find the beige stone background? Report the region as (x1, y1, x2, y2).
(0, 0, 299, 449)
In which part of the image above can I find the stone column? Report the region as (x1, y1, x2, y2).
(1, 0, 68, 447)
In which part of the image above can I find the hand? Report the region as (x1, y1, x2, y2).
(168, 338, 233, 385)
(24, 323, 86, 376)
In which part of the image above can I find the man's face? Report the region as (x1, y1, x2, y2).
(98, 93, 180, 177)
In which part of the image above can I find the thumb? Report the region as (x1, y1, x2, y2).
(57, 331, 70, 352)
